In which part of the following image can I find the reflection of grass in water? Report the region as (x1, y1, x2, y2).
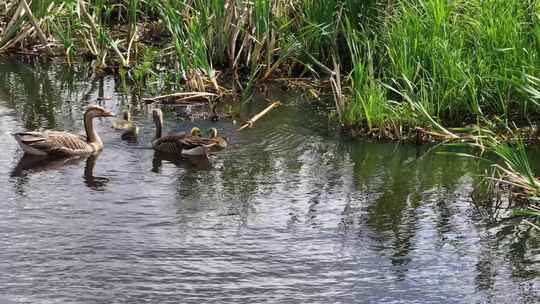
(423, 122, 540, 230)
(0, 60, 99, 130)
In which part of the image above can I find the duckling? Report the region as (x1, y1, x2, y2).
(190, 126, 202, 137)
(207, 127, 228, 150)
(112, 111, 133, 130)
(121, 125, 139, 143)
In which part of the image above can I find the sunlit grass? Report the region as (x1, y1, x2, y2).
(1, 0, 539, 132)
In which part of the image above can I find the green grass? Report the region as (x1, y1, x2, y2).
(365, 0, 540, 130)
(1, 0, 540, 132)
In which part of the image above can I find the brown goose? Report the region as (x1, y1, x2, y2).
(13, 105, 114, 157)
(152, 108, 217, 156)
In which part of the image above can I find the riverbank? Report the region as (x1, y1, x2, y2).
(2, 1, 540, 137)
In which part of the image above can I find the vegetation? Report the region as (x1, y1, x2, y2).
(1, 0, 538, 132)
(419, 116, 540, 230)
(466, 136, 540, 230)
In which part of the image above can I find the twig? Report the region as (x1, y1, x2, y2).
(524, 220, 540, 232)
(237, 101, 281, 131)
(5, 0, 24, 32)
(143, 91, 218, 104)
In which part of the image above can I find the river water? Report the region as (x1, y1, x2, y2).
(0, 58, 538, 303)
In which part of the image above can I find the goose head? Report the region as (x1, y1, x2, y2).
(207, 127, 218, 138)
(86, 105, 115, 118)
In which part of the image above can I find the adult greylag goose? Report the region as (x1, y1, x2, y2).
(13, 105, 114, 157)
(152, 108, 217, 157)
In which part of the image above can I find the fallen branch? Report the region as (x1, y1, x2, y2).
(143, 91, 218, 104)
(237, 101, 281, 131)
(524, 220, 540, 232)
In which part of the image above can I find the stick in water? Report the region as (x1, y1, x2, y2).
(237, 101, 281, 131)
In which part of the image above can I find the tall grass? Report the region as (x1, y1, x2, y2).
(1, 0, 539, 131)
(361, 0, 540, 130)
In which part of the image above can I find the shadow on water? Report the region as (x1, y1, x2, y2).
(151, 151, 212, 173)
(83, 154, 110, 191)
(10, 154, 110, 192)
(0, 58, 538, 303)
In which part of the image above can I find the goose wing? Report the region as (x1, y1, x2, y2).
(177, 135, 216, 149)
(14, 131, 91, 155)
(152, 133, 186, 154)
(153, 133, 216, 154)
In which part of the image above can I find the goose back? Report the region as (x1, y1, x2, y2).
(13, 105, 113, 156)
(152, 133, 216, 155)
(13, 131, 96, 156)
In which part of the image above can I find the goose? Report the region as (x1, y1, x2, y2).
(13, 105, 114, 157)
(151, 108, 217, 156)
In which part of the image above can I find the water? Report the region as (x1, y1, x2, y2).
(0, 58, 538, 303)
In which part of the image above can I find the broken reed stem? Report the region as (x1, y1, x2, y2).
(143, 91, 218, 104)
(5, 0, 24, 32)
(79, 0, 99, 37)
(20, 0, 53, 54)
(237, 101, 281, 131)
(524, 220, 540, 232)
(330, 56, 343, 124)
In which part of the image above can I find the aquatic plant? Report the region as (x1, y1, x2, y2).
(1, 0, 539, 136)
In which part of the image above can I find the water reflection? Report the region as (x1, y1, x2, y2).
(11, 154, 88, 178)
(0, 58, 538, 303)
(10, 153, 110, 192)
(151, 152, 212, 173)
(83, 154, 110, 191)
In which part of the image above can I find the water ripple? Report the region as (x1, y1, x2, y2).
(0, 61, 538, 303)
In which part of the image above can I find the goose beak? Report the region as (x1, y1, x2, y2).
(105, 111, 115, 117)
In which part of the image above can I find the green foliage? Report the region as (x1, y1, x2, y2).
(376, 0, 540, 127)
(2, 0, 540, 132)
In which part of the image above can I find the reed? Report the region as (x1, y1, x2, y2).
(368, 0, 540, 129)
(0, 0, 539, 135)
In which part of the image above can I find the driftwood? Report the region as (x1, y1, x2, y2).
(237, 101, 281, 131)
(143, 91, 218, 104)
